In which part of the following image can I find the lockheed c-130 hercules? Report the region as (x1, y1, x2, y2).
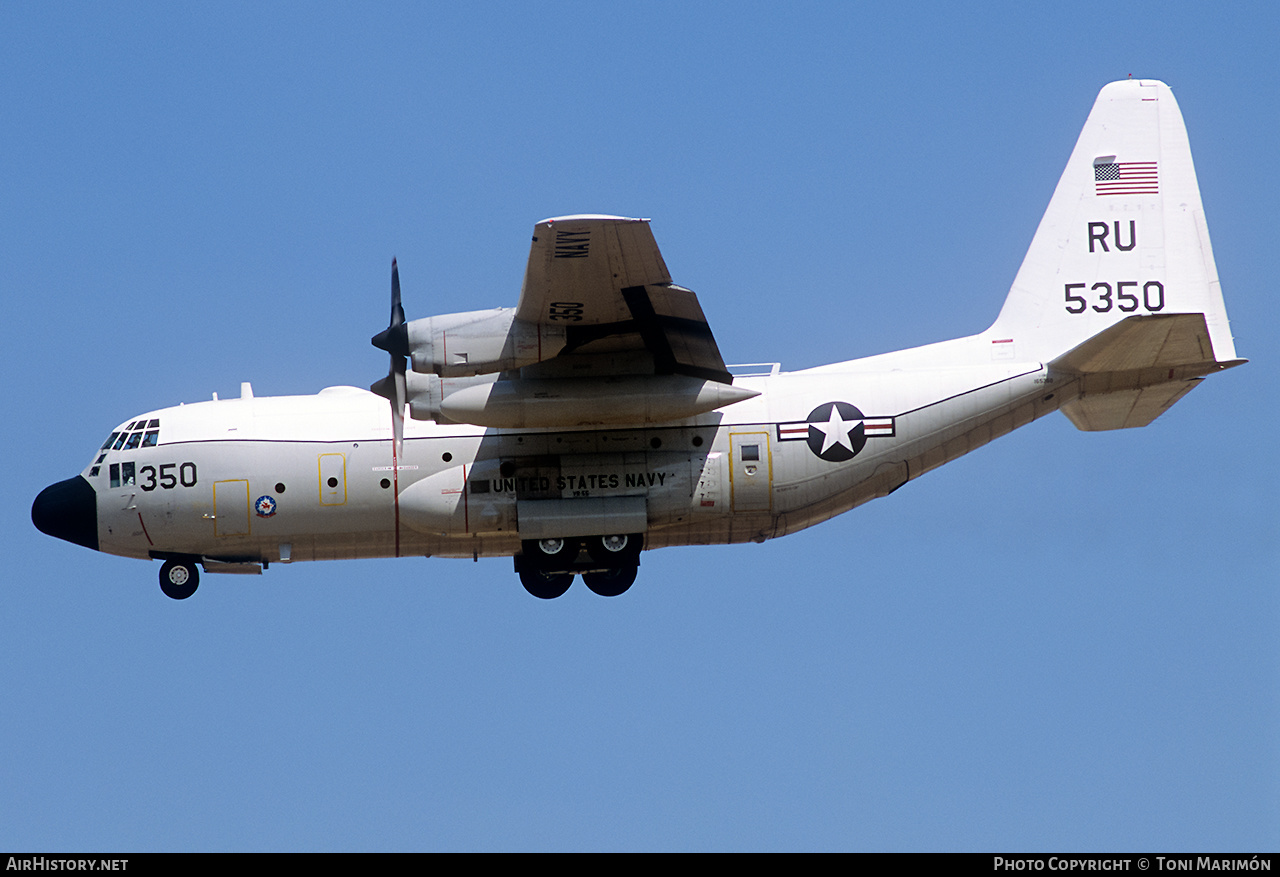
(33, 79, 1243, 600)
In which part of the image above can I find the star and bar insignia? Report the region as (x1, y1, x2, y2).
(777, 402, 895, 462)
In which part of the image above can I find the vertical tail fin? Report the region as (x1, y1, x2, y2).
(990, 79, 1239, 367)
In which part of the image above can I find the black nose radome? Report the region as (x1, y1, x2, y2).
(32, 475, 99, 551)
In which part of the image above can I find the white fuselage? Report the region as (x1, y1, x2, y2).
(83, 335, 1063, 568)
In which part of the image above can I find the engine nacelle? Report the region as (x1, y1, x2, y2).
(404, 372, 498, 422)
(405, 372, 758, 426)
(405, 308, 566, 377)
(439, 375, 759, 428)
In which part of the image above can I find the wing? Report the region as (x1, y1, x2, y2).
(515, 215, 732, 383)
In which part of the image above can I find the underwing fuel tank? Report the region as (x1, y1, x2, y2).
(436, 375, 759, 428)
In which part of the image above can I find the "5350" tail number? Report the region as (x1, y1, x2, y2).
(1065, 281, 1165, 314)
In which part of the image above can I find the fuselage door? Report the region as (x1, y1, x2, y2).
(318, 453, 347, 506)
(213, 479, 251, 536)
(729, 430, 772, 512)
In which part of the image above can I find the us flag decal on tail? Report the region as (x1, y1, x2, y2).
(1094, 160, 1158, 196)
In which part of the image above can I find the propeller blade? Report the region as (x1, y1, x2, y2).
(372, 259, 409, 355)
(371, 257, 409, 458)
(391, 360, 405, 454)
(391, 257, 405, 328)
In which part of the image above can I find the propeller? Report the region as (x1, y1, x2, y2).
(371, 258, 409, 457)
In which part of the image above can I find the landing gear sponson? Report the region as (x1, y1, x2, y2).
(515, 534, 643, 599)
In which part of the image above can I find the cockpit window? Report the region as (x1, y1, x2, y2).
(103, 420, 161, 452)
(109, 463, 137, 487)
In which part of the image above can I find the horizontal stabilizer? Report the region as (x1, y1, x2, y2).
(1052, 313, 1244, 431)
(1051, 313, 1217, 374)
(1060, 380, 1201, 431)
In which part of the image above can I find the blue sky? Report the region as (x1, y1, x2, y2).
(2, 3, 1276, 851)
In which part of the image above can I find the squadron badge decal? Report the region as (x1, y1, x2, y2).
(254, 495, 278, 518)
(777, 403, 896, 462)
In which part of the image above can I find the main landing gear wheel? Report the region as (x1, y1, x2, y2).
(159, 559, 199, 600)
(519, 569, 574, 600)
(586, 533, 642, 566)
(522, 537, 577, 567)
(582, 565, 638, 597)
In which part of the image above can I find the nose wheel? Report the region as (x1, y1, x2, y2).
(159, 558, 200, 600)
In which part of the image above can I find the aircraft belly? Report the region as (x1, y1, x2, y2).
(644, 517, 772, 549)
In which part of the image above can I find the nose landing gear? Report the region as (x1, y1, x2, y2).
(159, 558, 200, 600)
